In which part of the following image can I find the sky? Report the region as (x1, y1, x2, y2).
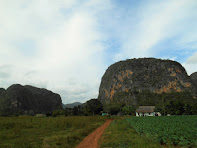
(0, 0, 197, 104)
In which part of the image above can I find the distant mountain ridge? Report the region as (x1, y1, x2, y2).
(0, 84, 62, 116)
(63, 102, 82, 108)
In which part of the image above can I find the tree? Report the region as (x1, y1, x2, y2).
(183, 104, 192, 115)
(165, 101, 185, 115)
(103, 102, 124, 115)
(191, 103, 197, 114)
(121, 105, 135, 115)
(52, 110, 65, 117)
(73, 106, 78, 116)
(85, 99, 103, 116)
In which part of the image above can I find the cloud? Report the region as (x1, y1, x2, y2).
(100, 0, 197, 76)
(32, 0, 112, 103)
(97, 0, 196, 62)
(186, 52, 197, 64)
(182, 62, 197, 76)
(0, 72, 10, 79)
(0, 0, 112, 103)
(182, 52, 197, 75)
(0, 0, 197, 103)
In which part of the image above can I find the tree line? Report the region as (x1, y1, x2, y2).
(52, 90, 197, 117)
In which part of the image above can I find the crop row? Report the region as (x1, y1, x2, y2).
(127, 115, 197, 146)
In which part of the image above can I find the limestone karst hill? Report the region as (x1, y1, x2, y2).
(98, 58, 197, 106)
(190, 72, 197, 86)
(0, 84, 62, 116)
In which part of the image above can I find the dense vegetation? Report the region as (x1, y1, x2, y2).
(54, 91, 197, 116)
(104, 90, 197, 115)
(0, 116, 105, 148)
(99, 118, 161, 148)
(52, 99, 103, 117)
(127, 115, 197, 147)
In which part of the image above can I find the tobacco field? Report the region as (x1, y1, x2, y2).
(127, 115, 197, 147)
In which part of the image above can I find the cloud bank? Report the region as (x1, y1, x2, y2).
(0, 0, 197, 103)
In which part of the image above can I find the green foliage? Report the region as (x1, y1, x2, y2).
(72, 106, 81, 116)
(122, 90, 196, 115)
(83, 99, 103, 116)
(49, 105, 84, 117)
(103, 102, 123, 115)
(64, 108, 73, 116)
(165, 101, 186, 115)
(103, 102, 136, 115)
(191, 102, 197, 114)
(136, 90, 195, 108)
(111, 89, 196, 115)
(127, 115, 197, 147)
(99, 118, 161, 148)
(104, 90, 196, 116)
(52, 110, 66, 117)
(121, 105, 135, 115)
(0, 116, 105, 148)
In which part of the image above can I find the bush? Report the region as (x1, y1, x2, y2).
(52, 110, 66, 117)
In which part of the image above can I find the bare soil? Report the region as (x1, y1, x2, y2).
(76, 119, 112, 148)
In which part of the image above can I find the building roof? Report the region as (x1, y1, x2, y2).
(136, 106, 155, 113)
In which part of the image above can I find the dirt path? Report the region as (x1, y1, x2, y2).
(76, 119, 112, 148)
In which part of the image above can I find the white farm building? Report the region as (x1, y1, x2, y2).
(136, 106, 156, 116)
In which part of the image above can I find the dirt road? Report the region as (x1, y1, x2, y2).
(76, 119, 112, 148)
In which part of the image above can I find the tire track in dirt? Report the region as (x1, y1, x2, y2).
(76, 119, 112, 148)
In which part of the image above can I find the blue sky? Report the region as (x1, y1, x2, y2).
(0, 0, 197, 103)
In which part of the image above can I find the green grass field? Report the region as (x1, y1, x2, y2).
(0, 116, 105, 148)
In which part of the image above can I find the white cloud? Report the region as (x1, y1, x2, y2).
(35, 11, 107, 103)
(183, 52, 197, 75)
(182, 63, 197, 76)
(111, 0, 197, 61)
(0, 0, 197, 103)
(0, 0, 112, 103)
(104, 0, 197, 75)
(187, 52, 197, 64)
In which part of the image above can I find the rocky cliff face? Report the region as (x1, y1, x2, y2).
(0, 88, 5, 95)
(0, 84, 62, 116)
(191, 72, 197, 86)
(98, 58, 196, 105)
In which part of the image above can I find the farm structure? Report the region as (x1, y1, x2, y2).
(136, 106, 156, 116)
(102, 112, 109, 116)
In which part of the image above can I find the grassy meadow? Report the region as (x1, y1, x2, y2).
(0, 116, 105, 148)
(99, 115, 197, 148)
